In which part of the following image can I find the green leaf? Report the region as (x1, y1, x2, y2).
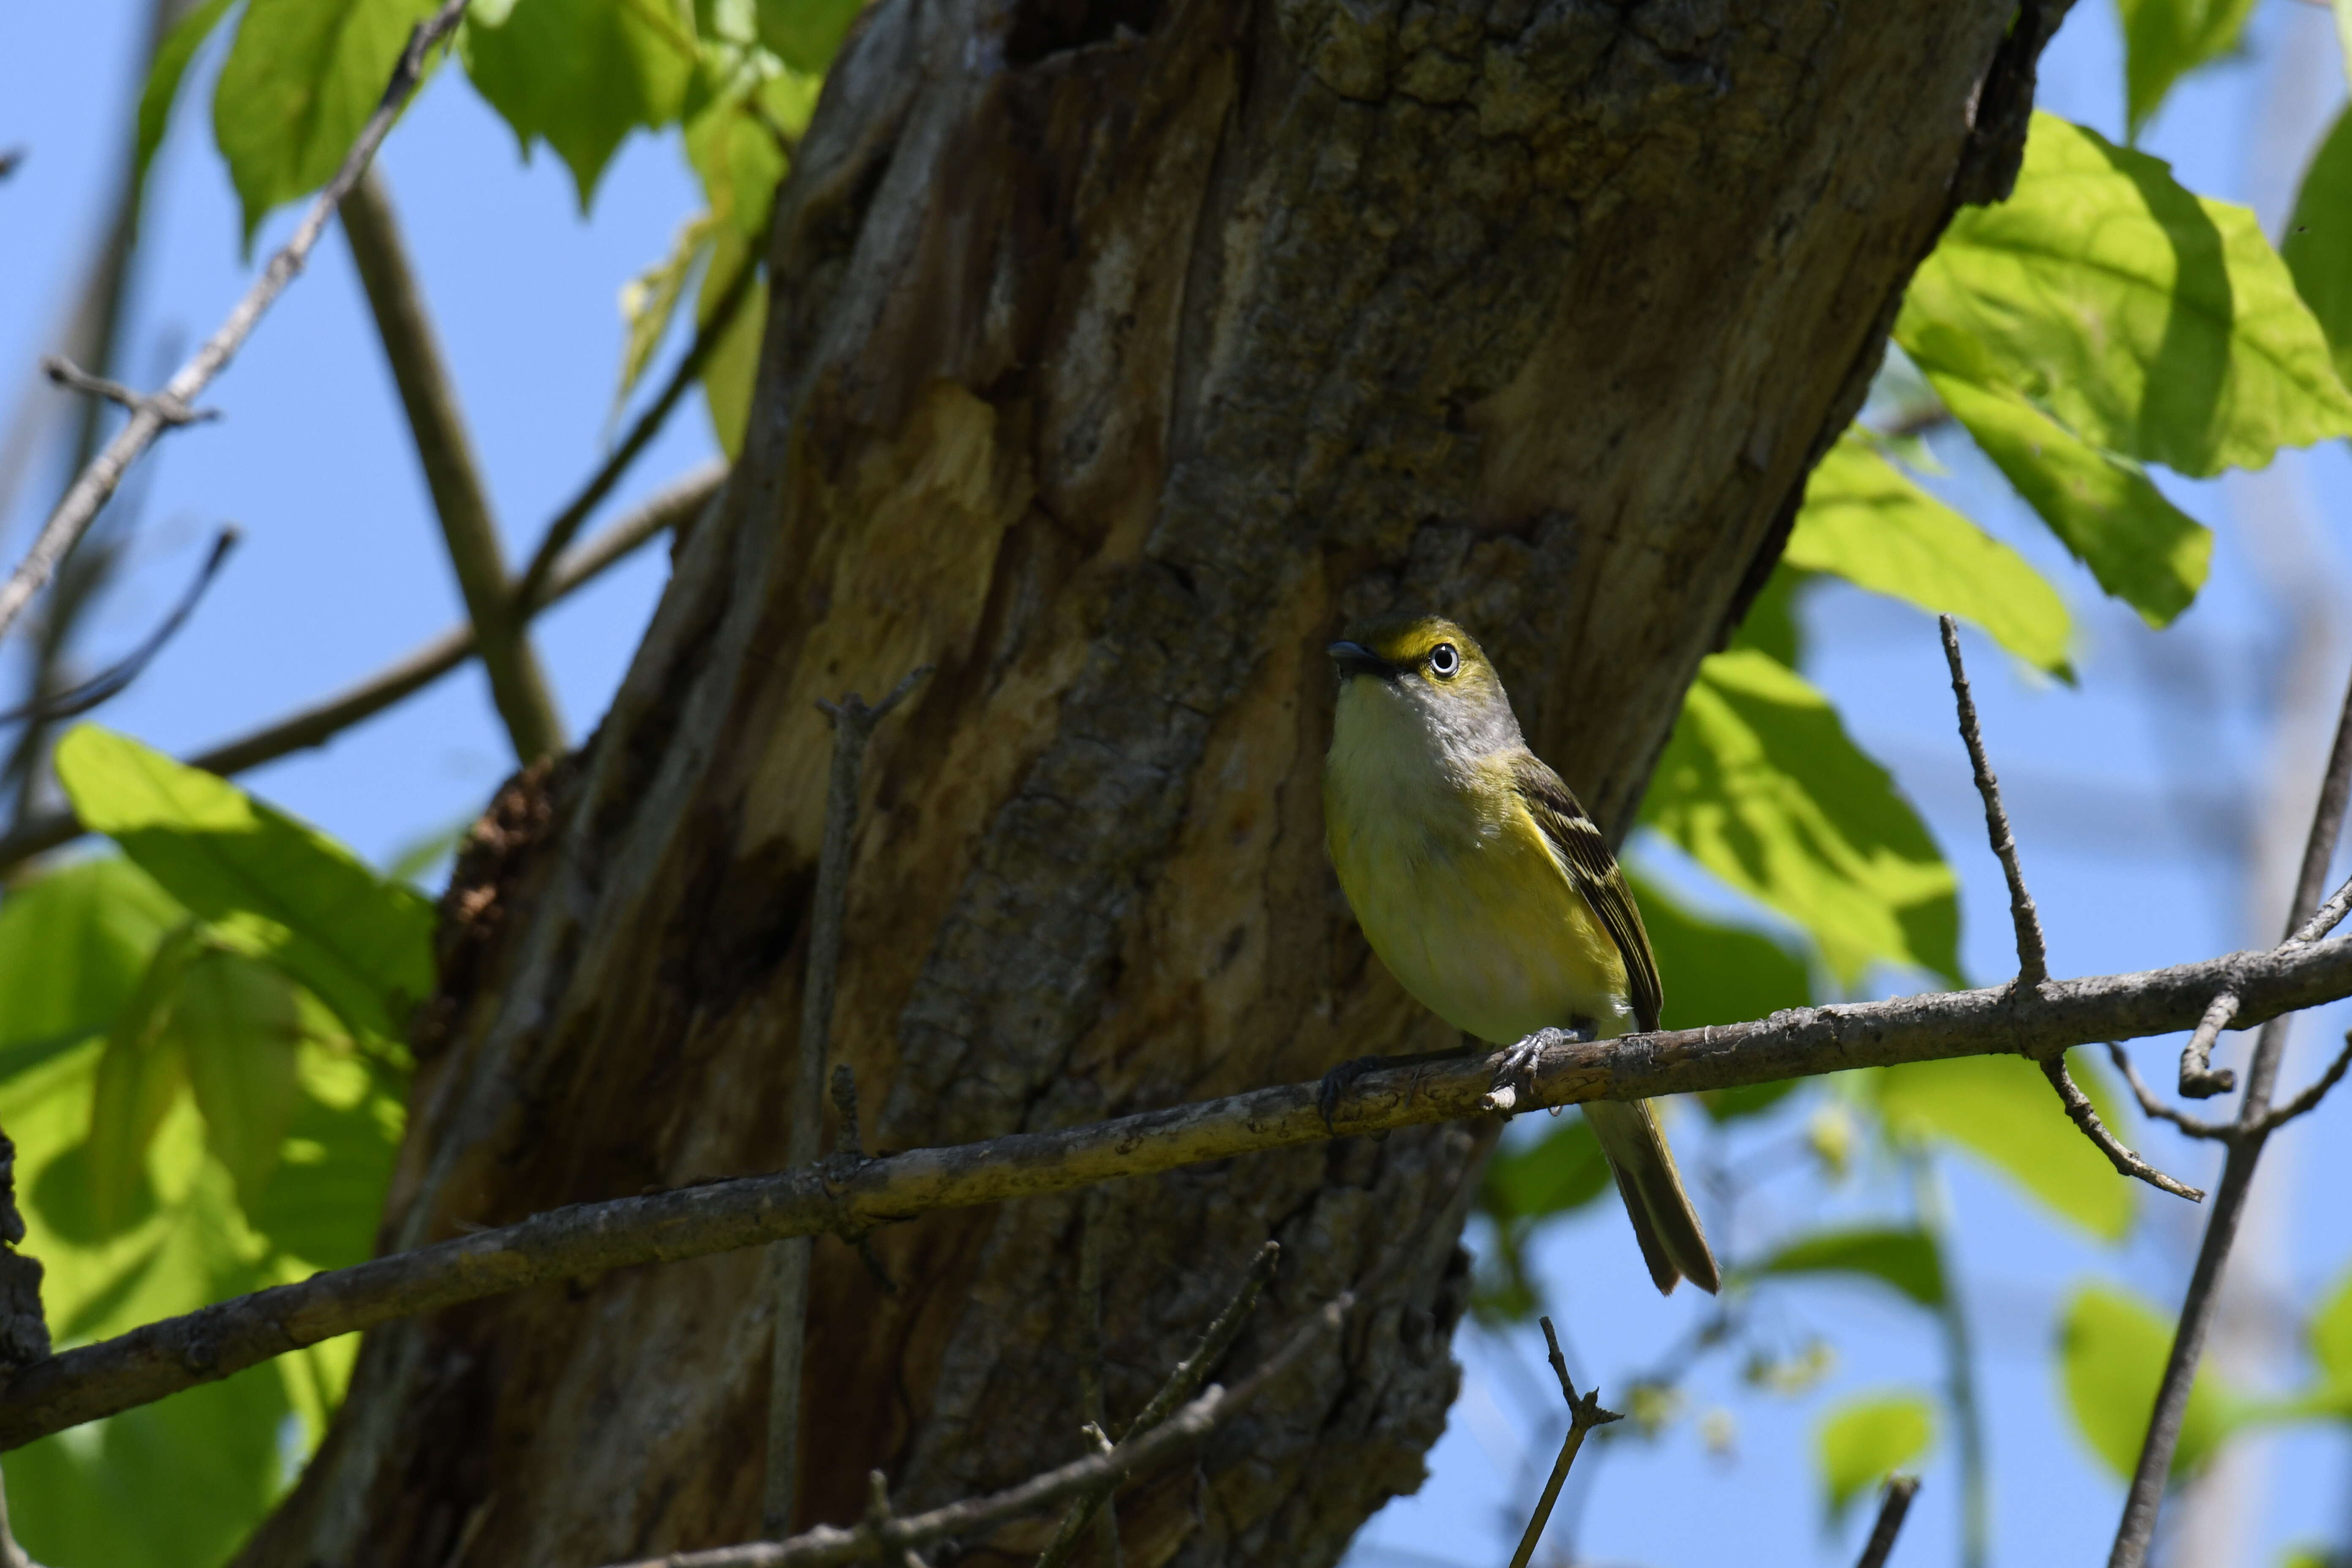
(2060, 1283, 2240, 1479)
(1815, 1391, 1934, 1522)
(1786, 433, 2074, 677)
(2116, 0, 2257, 138)
(1898, 113, 2352, 480)
(176, 948, 305, 1215)
(1481, 1115, 1611, 1223)
(700, 224, 765, 457)
(756, 0, 862, 72)
(86, 925, 206, 1234)
(211, 0, 442, 248)
(2307, 1264, 2352, 1394)
(1878, 1050, 2137, 1240)
(1728, 563, 1808, 669)
(1753, 1226, 1945, 1309)
(1626, 866, 1810, 1122)
(1923, 364, 2212, 628)
(461, 0, 699, 210)
(1640, 649, 1959, 986)
(0, 857, 186, 1078)
(54, 725, 436, 1043)
(616, 213, 716, 417)
(246, 1044, 402, 1270)
(134, 0, 237, 196)
(2283, 106, 2352, 391)
(684, 68, 813, 238)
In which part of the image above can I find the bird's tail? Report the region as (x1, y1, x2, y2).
(1584, 1098, 1720, 1296)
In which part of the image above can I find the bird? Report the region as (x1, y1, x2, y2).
(1320, 612, 1719, 1296)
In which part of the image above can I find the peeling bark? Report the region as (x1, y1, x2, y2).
(242, 0, 2061, 1563)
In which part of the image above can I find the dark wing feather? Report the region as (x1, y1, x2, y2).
(1511, 756, 1664, 1032)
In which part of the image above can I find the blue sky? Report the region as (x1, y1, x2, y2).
(5, 5, 2352, 1567)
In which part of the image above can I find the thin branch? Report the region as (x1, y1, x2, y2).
(1939, 615, 2049, 988)
(1052, 1183, 1123, 1568)
(2110, 659, 2352, 1568)
(1853, 1477, 1920, 1568)
(0, 150, 22, 183)
(0, 527, 237, 727)
(1505, 1316, 1621, 1568)
(2177, 988, 2240, 1099)
(40, 356, 217, 426)
(2038, 1055, 2202, 1200)
(1034, 1241, 1279, 1567)
(2288, 872, 2352, 947)
(766, 666, 931, 1537)
(2258, 1029, 2352, 1134)
(0, 462, 721, 875)
(2101, 1043, 2230, 1142)
(0, 0, 470, 650)
(601, 1286, 1356, 1568)
(339, 167, 564, 764)
(16, 926, 2352, 1449)
(510, 251, 758, 616)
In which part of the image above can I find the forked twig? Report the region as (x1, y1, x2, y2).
(2101, 1043, 2230, 1142)
(0, 0, 470, 649)
(1505, 1316, 1622, 1568)
(2258, 1029, 2352, 1134)
(2178, 989, 2240, 1099)
(766, 665, 933, 1537)
(41, 355, 217, 426)
(1854, 1476, 1920, 1568)
(1939, 616, 2048, 988)
(0, 527, 237, 726)
(1939, 619, 2197, 1199)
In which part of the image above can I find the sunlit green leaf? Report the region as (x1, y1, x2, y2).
(616, 212, 716, 417)
(756, 0, 862, 72)
(2060, 1283, 2241, 1479)
(1728, 563, 1808, 669)
(1786, 433, 2074, 677)
(212, 0, 441, 247)
(461, 0, 699, 209)
(246, 1044, 402, 1271)
(1922, 364, 2212, 628)
(700, 223, 765, 457)
(54, 726, 436, 1043)
(177, 948, 305, 1214)
(1753, 1226, 1945, 1309)
(1899, 113, 2352, 479)
(1815, 1391, 1933, 1521)
(2115, 0, 2257, 138)
(0, 857, 185, 1080)
(134, 0, 237, 195)
(1641, 649, 1959, 986)
(1878, 1050, 2137, 1240)
(684, 67, 814, 238)
(2307, 1263, 2352, 1398)
(2283, 106, 2352, 390)
(86, 924, 205, 1234)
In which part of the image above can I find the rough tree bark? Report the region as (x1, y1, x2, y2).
(242, 0, 2065, 1563)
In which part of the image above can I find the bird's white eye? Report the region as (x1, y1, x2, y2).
(1428, 643, 1459, 678)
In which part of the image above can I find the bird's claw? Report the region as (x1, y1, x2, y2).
(1481, 1026, 1592, 1115)
(1317, 1055, 1384, 1131)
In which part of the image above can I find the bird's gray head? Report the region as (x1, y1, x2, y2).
(1326, 613, 1527, 768)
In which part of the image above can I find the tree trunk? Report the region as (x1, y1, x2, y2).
(243, 0, 2063, 1562)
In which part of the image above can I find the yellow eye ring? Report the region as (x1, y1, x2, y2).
(1428, 643, 1460, 678)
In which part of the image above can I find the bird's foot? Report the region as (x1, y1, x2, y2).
(1317, 1047, 1473, 1130)
(1481, 1024, 1595, 1115)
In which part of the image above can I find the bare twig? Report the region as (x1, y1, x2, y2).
(19, 928, 2352, 1450)
(509, 251, 758, 615)
(1854, 1476, 1920, 1568)
(40, 356, 216, 425)
(601, 1285, 1356, 1568)
(1939, 616, 2049, 988)
(861, 1473, 931, 1568)
(1034, 1241, 1279, 1566)
(2259, 1029, 2352, 1134)
(2288, 873, 2352, 947)
(1061, 1184, 1122, 1568)
(2177, 989, 2240, 1099)
(0, 527, 237, 727)
(2039, 1056, 2202, 1200)
(0, 0, 470, 649)
(2110, 662, 2352, 1568)
(828, 1065, 863, 1161)
(0, 150, 22, 183)
(1505, 1317, 1621, 1568)
(2101, 1043, 2230, 1141)
(339, 168, 564, 764)
(0, 463, 720, 874)
(766, 665, 932, 1537)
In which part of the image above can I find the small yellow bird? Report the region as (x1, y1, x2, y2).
(1322, 614, 1719, 1296)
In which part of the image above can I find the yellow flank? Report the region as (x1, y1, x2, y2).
(1325, 700, 1630, 1045)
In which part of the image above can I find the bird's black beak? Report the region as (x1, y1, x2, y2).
(1327, 640, 1396, 681)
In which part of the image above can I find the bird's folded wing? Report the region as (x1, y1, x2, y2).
(1510, 754, 1664, 1033)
